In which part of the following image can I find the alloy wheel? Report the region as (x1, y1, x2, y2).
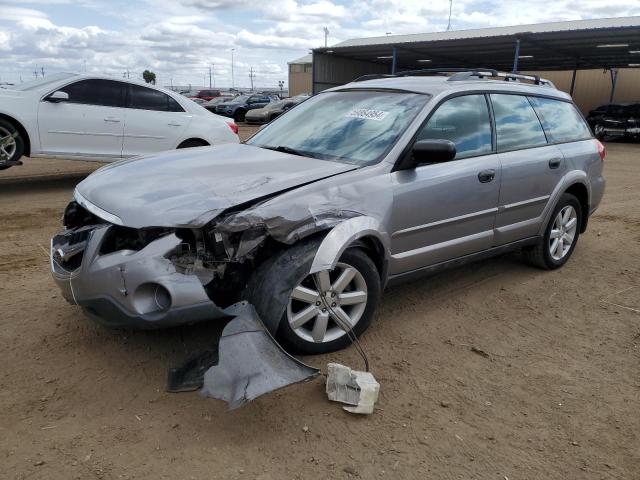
(549, 205, 578, 261)
(0, 127, 17, 161)
(286, 262, 368, 344)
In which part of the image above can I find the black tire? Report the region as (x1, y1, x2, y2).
(245, 239, 381, 355)
(522, 193, 582, 270)
(233, 109, 246, 123)
(177, 139, 209, 149)
(0, 118, 25, 170)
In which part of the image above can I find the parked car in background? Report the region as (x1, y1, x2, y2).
(586, 102, 640, 140)
(245, 97, 305, 124)
(216, 94, 280, 122)
(0, 73, 239, 169)
(192, 89, 221, 101)
(50, 70, 604, 355)
(202, 96, 234, 113)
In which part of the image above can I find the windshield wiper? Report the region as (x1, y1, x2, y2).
(261, 145, 318, 159)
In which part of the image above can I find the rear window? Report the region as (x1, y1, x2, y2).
(129, 85, 184, 112)
(529, 97, 592, 143)
(490, 94, 547, 152)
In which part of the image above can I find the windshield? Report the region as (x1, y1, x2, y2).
(247, 90, 429, 166)
(266, 100, 287, 110)
(9, 73, 77, 91)
(232, 95, 249, 103)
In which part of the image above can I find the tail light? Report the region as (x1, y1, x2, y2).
(227, 122, 239, 135)
(595, 139, 605, 161)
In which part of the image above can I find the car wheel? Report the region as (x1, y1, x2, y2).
(0, 118, 25, 170)
(233, 109, 246, 123)
(177, 139, 209, 149)
(522, 193, 582, 270)
(246, 239, 381, 355)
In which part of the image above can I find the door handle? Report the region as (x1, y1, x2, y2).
(548, 158, 562, 169)
(104, 117, 120, 123)
(167, 122, 182, 127)
(478, 169, 496, 183)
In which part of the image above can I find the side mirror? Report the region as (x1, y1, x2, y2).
(46, 91, 69, 103)
(411, 139, 456, 166)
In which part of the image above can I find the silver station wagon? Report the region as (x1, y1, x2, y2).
(51, 69, 606, 355)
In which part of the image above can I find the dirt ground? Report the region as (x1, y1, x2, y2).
(1, 139, 638, 480)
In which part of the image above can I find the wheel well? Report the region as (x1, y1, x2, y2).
(350, 235, 387, 281)
(0, 113, 30, 156)
(177, 138, 209, 148)
(565, 183, 589, 233)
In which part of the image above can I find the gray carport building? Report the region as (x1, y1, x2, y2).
(311, 17, 640, 113)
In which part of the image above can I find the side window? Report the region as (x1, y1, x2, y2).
(58, 79, 124, 108)
(528, 97, 592, 143)
(129, 85, 184, 112)
(490, 94, 547, 152)
(417, 94, 492, 159)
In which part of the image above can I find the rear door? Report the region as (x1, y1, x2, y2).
(491, 93, 565, 245)
(38, 79, 126, 159)
(122, 85, 191, 156)
(389, 94, 501, 274)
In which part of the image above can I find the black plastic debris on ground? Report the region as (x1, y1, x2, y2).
(167, 302, 319, 409)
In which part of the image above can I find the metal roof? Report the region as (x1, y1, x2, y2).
(288, 54, 312, 65)
(315, 16, 640, 71)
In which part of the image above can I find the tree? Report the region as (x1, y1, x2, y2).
(142, 70, 156, 85)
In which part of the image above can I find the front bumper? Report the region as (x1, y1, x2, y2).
(51, 225, 228, 329)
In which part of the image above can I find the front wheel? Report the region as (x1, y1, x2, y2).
(246, 240, 381, 355)
(522, 193, 582, 270)
(0, 119, 25, 170)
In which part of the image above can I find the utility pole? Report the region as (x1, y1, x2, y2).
(211, 63, 215, 87)
(323, 26, 329, 47)
(248, 66, 256, 92)
(446, 0, 453, 31)
(40, 66, 45, 77)
(231, 48, 235, 89)
(208, 66, 212, 88)
(33, 67, 39, 79)
(278, 80, 284, 97)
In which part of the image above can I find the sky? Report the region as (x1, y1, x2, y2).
(0, 0, 639, 90)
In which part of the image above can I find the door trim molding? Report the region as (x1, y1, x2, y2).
(391, 207, 498, 238)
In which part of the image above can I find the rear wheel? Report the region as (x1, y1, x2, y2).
(0, 119, 25, 170)
(523, 193, 581, 270)
(233, 109, 247, 123)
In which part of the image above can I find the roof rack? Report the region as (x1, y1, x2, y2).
(352, 68, 555, 87)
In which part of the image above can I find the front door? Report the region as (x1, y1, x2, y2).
(38, 79, 125, 159)
(389, 94, 501, 275)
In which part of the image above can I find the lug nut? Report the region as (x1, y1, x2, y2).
(316, 301, 321, 306)
(331, 292, 336, 297)
(322, 308, 327, 312)
(331, 303, 336, 307)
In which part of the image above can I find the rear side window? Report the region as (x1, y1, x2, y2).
(529, 97, 592, 143)
(59, 79, 125, 108)
(417, 94, 492, 159)
(129, 85, 184, 112)
(490, 94, 547, 152)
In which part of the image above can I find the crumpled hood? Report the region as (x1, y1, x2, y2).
(76, 144, 357, 228)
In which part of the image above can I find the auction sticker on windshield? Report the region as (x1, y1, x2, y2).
(346, 108, 389, 121)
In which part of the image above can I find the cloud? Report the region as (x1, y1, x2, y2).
(0, 0, 639, 88)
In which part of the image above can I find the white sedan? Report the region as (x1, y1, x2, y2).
(0, 73, 239, 169)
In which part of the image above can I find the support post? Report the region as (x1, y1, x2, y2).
(512, 38, 520, 73)
(311, 51, 317, 95)
(569, 68, 577, 96)
(609, 68, 618, 103)
(391, 47, 397, 74)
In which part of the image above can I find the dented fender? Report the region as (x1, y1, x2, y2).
(309, 216, 390, 274)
